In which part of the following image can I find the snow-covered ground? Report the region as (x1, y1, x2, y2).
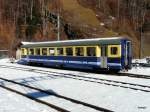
(0, 58, 150, 112)
(0, 87, 56, 112)
(132, 58, 147, 64)
(127, 67, 150, 76)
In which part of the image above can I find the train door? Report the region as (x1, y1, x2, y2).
(124, 43, 128, 66)
(101, 45, 107, 68)
(125, 41, 131, 67)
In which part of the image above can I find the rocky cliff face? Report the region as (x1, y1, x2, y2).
(0, 0, 149, 58)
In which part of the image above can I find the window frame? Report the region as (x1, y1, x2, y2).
(35, 48, 41, 55)
(21, 48, 27, 55)
(41, 48, 48, 56)
(21, 48, 25, 55)
(75, 47, 85, 57)
(63, 46, 100, 57)
(65, 47, 74, 56)
(108, 45, 121, 58)
(28, 48, 34, 55)
(56, 47, 64, 56)
(22, 48, 28, 55)
(111, 47, 118, 55)
(26, 45, 101, 57)
(48, 47, 56, 56)
(86, 46, 97, 57)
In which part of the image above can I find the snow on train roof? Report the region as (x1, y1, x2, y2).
(21, 37, 128, 48)
(22, 42, 35, 44)
(22, 37, 122, 45)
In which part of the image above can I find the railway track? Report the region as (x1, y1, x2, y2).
(1, 64, 150, 79)
(0, 79, 69, 112)
(0, 76, 113, 112)
(118, 72, 150, 79)
(0, 65, 150, 93)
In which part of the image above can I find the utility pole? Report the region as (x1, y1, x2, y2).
(57, 0, 61, 41)
(57, 13, 60, 41)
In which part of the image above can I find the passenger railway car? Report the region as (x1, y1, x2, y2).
(18, 37, 132, 72)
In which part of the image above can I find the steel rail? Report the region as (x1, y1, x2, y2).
(0, 77, 114, 112)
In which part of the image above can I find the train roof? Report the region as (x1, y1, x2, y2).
(21, 37, 129, 48)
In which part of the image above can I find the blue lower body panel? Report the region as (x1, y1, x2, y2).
(107, 58, 122, 70)
(18, 55, 123, 71)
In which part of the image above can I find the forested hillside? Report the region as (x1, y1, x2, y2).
(0, 0, 149, 58)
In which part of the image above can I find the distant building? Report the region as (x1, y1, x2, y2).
(16, 48, 21, 60)
(15, 42, 23, 60)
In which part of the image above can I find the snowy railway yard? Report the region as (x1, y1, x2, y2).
(0, 59, 150, 112)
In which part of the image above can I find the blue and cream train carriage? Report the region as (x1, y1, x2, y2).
(18, 37, 132, 72)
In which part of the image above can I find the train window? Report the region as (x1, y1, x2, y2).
(75, 47, 84, 56)
(36, 48, 41, 55)
(49, 48, 55, 56)
(57, 48, 64, 56)
(21, 49, 25, 55)
(66, 48, 73, 56)
(29, 49, 34, 55)
(111, 47, 118, 55)
(87, 47, 96, 56)
(108, 45, 121, 57)
(42, 48, 47, 56)
(21, 48, 28, 55)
